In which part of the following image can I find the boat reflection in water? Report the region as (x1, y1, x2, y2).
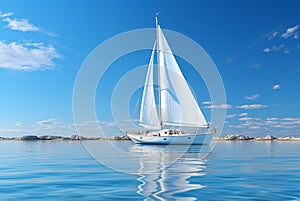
(130, 144, 209, 200)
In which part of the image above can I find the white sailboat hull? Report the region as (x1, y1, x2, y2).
(127, 133, 213, 145)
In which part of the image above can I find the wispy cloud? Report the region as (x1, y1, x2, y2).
(226, 113, 300, 136)
(281, 25, 300, 39)
(226, 112, 249, 119)
(0, 12, 13, 18)
(1, 12, 39, 32)
(273, 84, 280, 90)
(1, 119, 75, 136)
(226, 114, 237, 119)
(263, 26, 282, 41)
(236, 104, 267, 110)
(0, 41, 61, 71)
(36, 119, 61, 127)
(239, 117, 261, 121)
(268, 31, 279, 40)
(245, 94, 259, 100)
(262, 45, 284, 53)
(240, 112, 248, 117)
(0, 11, 61, 71)
(204, 104, 232, 109)
(202, 101, 232, 109)
(249, 26, 282, 48)
(257, 25, 300, 54)
(0, 119, 122, 137)
(243, 117, 300, 130)
(1, 12, 56, 36)
(4, 17, 39, 32)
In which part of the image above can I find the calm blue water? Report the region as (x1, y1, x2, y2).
(0, 140, 299, 200)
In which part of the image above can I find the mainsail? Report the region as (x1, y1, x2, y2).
(139, 17, 208, 129)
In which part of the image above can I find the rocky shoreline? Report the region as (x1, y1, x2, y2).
(215, 134, 300, 141)
(0, 134, 299, 141)
(0, 135, 131, 141)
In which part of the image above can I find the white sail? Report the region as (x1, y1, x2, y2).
(157, 26, 182, 124)
(157, 25, 208, 127)
(139, 42, 160, 128)
(160, 88, 183, 125)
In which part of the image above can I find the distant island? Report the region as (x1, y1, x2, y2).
(215, 134, 300, 141)
(0, 134, 299, 141)
(0, 135, 130, 141)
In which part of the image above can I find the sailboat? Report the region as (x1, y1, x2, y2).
(127, 15, 212, 145)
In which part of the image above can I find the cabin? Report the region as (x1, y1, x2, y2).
(157, 129, 184, 136)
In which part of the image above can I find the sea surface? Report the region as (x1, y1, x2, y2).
(0, 140, 299, 200)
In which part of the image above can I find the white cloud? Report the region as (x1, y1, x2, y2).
(228, 125, 243, 129)
(281, 25, 300, 39)
(227, 116, 300, 137)
(263, 45, 284, 53)
(239, 117, 251, 121)
(3, 17, 39, 32)
(268, 31, 279, 40)
(273, 84, 280, 90)
(239, 117, 261, 121)
(240, 113, 248, 117)
(0, 119, 76, 137)
(0, 12, 13, 18)
(257, 25, 299, 55)
(203, 102, 232, 109)
(1, 12, 56, 36)
(265, 118, 300, 129)
(245, 94, 259, 100)
(226, 114, 237, 119)
(282, 117, 300, 121)
(204, 104, 232, 109)
(249, 126, 261, 129)
(0, 41, 61, 71)
(1, 12, 39, 32)
(236, 104, 267, 110)
(36, 119, 60, 127)
(262, 27, 281, 41)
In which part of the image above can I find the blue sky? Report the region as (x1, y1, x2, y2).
(0, 0, 299, 137)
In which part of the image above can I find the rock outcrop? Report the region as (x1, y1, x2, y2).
(21, 135, 39, 140)
(220, 134, 255, 141)
(217, 134, 277, 141)
(255, 135, 276, 141)
(104, 135, 131, 141)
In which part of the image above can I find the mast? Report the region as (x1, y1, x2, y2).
(156, 12, 163, 130)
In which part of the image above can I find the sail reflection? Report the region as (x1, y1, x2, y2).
(130, 145, 208, 200)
